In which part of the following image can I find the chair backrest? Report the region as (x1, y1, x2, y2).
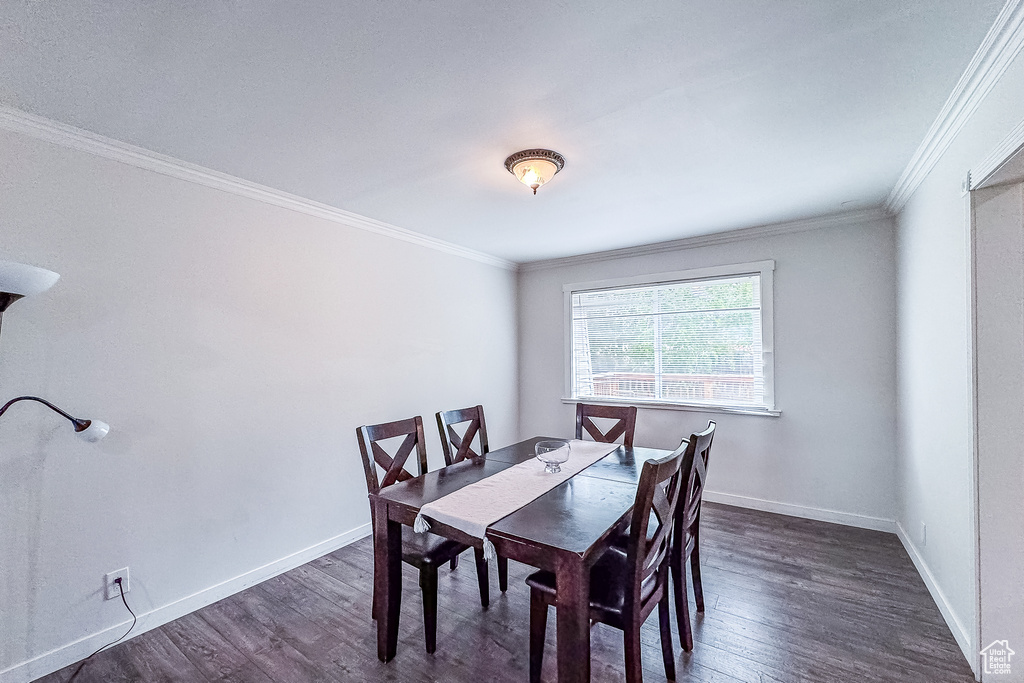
(575, 403, 637, 447)
(677, 420, 716, 541)
(436, 405, 489, 465)
(355, 416, 429, 496)
(624, 443, 686, 612)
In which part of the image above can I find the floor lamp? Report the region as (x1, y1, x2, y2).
(0, 260, 109, 441)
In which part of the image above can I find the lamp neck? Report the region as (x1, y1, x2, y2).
(0, 292, 23, 313)
(0, 293, 26, 344)
(0, 396, 90, 431)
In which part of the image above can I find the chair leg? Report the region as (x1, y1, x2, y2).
(670, 540, 688, 649)
(449, 555, 459, 571)
(690, 538, 705, 613)
(658, 590, 677, 681)
(529, 590, 547, 683)
(678, 555, 693, 652)
(498, 555, 509, 592)
(371, 538, 379, 620)
(473, 547, 490, 609)
(419, 567, 438, 654)
(623, 622, 644, 683)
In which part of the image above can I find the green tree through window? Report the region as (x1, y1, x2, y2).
(571, 274, 766, 407)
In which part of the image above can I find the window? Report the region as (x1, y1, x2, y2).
(564, 261, 776, 414)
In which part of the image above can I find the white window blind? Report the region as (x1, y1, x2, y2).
(570, 271, 771, 409)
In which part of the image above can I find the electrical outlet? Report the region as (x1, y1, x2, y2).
(920, 522, 927, 546)
(105, 567, 130, 600)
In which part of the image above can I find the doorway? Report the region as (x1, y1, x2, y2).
(971, 175, 1024, 682)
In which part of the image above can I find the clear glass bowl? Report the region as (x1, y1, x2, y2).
(535, 439, 571, 474)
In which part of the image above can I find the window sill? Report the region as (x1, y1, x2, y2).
(561, 396, 782, 417)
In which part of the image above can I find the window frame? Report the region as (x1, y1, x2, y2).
(562, 260, 779, 416)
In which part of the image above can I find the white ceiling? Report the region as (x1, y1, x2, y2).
(0, 1, 1005, 262)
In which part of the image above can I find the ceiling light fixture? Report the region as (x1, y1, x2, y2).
(504, 149, 565, 195)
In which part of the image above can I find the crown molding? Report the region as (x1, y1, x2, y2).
(0, 104, 516, 271)
(519, 207, 890, 272)
(885, 0, 1024, 213)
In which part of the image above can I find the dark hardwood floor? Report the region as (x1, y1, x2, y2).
(36, 503, 976, 682)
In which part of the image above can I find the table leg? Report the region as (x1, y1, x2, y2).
(555, 553, 590, 683)
(374, 499, 402, 662)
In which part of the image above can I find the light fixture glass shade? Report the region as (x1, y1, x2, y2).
(77, 419, 110, 442)
(512, 159, 558, 192)
(0, 260, 60, 297)
(504, 149, 565, 194)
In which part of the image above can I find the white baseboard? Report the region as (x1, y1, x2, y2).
(702, 489, 897, 532)
(895, 522, 977, 677)
(1, 523, 371, 683)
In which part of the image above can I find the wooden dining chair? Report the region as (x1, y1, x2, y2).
(436, 405, 509, 597)
(525, 444, 687, 683)
(436, 404, 489, 464)
(575, 402, 638, 447)
(671, 420, 716, 652)
(356, 415, 491, 654)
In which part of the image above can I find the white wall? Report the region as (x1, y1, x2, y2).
(895, 165, 977, 662)
(895, 51, 1024, 669)
(0, 128, 519, 682)
(518, 212, 899, 529)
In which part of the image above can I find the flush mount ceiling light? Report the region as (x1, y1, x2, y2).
(504, 149, 565, 195)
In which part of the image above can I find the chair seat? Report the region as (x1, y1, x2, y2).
(401, 530, 469, 568)
(525, 548, 657, 626)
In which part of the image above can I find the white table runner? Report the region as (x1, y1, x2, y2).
(413, 439, 619, 559)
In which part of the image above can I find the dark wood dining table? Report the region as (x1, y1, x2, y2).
(370, 436, 671, 683)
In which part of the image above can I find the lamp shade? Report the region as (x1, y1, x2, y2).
(0, 260, 60, 298)
(77, 419, 110, 442)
